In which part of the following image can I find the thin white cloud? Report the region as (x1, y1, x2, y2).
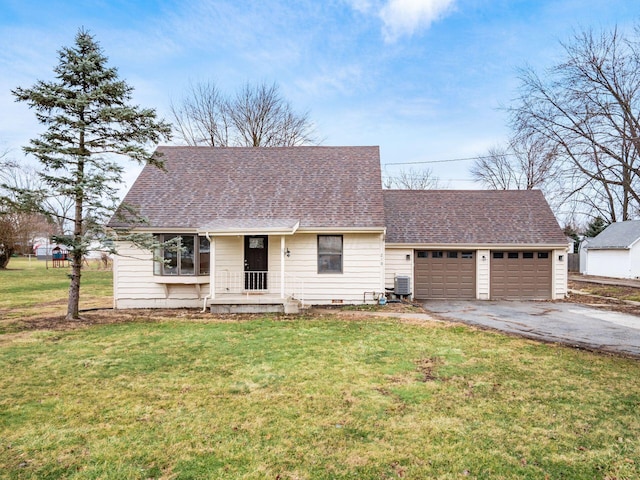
(379, 0, 456, 42)
(295, 64, 368, 97)
(346, 0, 375, 14)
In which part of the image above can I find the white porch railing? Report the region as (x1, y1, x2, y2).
(214, 271, 304, 304)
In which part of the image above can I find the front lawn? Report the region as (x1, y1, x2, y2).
(1, 316, 639, 479)
(1, 257, 639, 479)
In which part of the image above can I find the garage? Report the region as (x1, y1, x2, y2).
(414, 250, 476, 299)
(490, 251, 552, 299)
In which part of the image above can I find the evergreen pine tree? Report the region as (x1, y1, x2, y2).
(583, 216, 608, 238)
(12, 29, 171, 319)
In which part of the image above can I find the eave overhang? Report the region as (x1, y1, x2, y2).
(197, 219, 301, 237)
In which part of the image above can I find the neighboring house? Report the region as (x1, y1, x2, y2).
(33, 237, 56, 260)
(583, 220, 640, 279)
(109, 146, 568, 312)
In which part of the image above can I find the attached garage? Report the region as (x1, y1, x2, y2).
(383, 190, 568, 301)
(490, 251, 552, 299)
(415, 250, 476, 299)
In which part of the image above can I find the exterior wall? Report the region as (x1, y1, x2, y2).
(114, 233, 385, 308)
(476, 249, 490, 300)
(213, 236, 244, 295)
(114, 238, 567, 307)
(283, 232, 385, 305)
(212, 233, 384, 303)
(631, 244, 640, 279)
(386, 247, 489, 300)
(384, 248, 413, 293)
(113, 241, 210, 309)
(385, 247, 564, 301)
(587, 249, 632, 278)
(552, 248, 568, 299)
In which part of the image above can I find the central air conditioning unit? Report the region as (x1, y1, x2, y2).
(394, 275, 411, 296)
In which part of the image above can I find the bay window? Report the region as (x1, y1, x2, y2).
(154, 234, 210, 276)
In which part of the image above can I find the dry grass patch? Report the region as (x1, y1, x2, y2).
(569, 280, 640, 303)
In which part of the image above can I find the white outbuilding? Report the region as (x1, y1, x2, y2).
(584, 220, 640, 279)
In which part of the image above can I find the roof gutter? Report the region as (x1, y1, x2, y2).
(384, 242, 570, 249)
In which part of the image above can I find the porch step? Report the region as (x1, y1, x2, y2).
(210, 303, 284, 314)
(209, 295, 300, 314)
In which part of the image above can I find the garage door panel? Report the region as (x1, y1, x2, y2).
(490, 251, 551, 299)
(414, 250, 476, 299)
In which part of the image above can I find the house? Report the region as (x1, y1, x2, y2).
(108, 146, 568, 312)
(109, 146, 386, 312)
(583, 220, 640, 279)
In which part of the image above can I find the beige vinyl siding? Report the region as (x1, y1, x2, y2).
(384, 248, 413, 291)
(115, 233, 385, 307)
(477, 249, 490, 299)
(213, 236, 244, 295)
(113, 241, 210, 309)
(553, 248, 568, 299)
(114, 242, 161, 304)
(284, 233, 384, 304)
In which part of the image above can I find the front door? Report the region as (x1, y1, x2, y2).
(244, 235, 268, 290)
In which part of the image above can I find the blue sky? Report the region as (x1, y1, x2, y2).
(1, 0, 638, 191)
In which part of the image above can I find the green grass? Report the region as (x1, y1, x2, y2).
(1, 258, 639, 479)
(0, 257, 112, 331)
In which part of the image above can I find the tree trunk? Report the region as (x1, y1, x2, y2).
(66, 250, 82, 319)
(66, 150, 85, 320)
(0, 247, 13, 269)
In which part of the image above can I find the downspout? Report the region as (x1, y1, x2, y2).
(201, 232, 214, 312)
(281, 236, 286, 299)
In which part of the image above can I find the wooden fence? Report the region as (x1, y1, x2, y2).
(568, 253, 580, 272)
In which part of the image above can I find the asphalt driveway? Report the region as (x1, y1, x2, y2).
(422, 300, 640, 358)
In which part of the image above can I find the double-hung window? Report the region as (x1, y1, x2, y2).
(154, 234, 210, 276)
(318, 235, 343, 274)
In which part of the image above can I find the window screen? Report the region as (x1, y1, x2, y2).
(318, 235, 343, 273)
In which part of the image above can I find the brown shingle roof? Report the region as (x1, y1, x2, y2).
(383, 190, 566, 245)
(110, 146, 385, 230)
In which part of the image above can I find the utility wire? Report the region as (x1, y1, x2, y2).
(383, 152, 516, 166)
(382, 177, 479, 182)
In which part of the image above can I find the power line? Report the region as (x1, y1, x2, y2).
(382, 176, 479, 182)
(383, 152, 516, 166)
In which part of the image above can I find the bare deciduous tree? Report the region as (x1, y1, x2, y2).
(169, 81, 228, 147)
(383, 167, 440, 189)
(471, 134, 559, 190)
(170, 81, 317, 147)
(471, 145, 518, 190)
(510, 25, 640, 223)
(0, 156, 56, 268)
